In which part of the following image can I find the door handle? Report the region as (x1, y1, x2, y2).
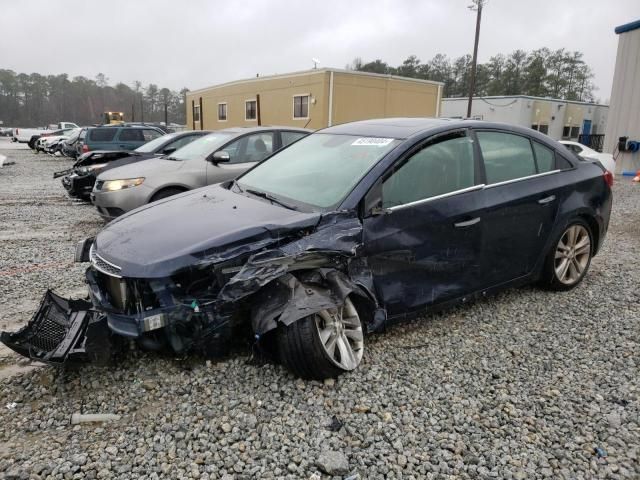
(454, 217, 481, 228)
(538, 195, 556, 205)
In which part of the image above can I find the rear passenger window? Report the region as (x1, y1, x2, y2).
(281, 131, 307, 147)
(88, 129, 117, 142)
(556, 155, 573, 170)
(532, 142, 555, 172)
(143, 129, 162, 141)
(165, 135, 199, 152)
(119, 129, 145, 141)
(477, 131, 536, 184)
(382, 133, 475, 208)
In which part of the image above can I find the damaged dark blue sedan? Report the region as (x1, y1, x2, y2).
(2, 118, 612, 379)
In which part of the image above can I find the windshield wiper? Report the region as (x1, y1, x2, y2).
(165, 156, 180, 161)
(245, 188, 298, 211)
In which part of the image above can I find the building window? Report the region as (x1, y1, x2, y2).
(218, 103, 227, 121)
(531, 124, 539, 131)
(539, 125, 549, 135)
(570, 126, 580, 138)
(293, 95, 309, 119)
(193, 105, 200, 122)
(562, 126, 571, 139)
(245, 100, 257, 121)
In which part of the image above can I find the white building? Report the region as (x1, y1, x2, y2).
(441, 95, 608, 144)
(604, 19, 640, 174)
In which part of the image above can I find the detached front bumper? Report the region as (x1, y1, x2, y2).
(0, 290, 113, 365)
(62, 173, 96, 199)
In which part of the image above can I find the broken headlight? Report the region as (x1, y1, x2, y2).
(77, 163, 107, 175)
(75, 237, 94, 263)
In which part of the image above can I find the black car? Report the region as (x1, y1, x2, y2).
(2, 118, 612, 380)
(57, 131, 210, 200)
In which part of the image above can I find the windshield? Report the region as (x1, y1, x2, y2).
(237, 133, 401, 210)
(168, 132, 233, 161)
(134, 132, 178, 153)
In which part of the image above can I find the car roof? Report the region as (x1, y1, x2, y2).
(321, 117, 563, 146)
(90, 125, 161, 130)
(321, 117, 456, 138)
(214, 126, 312, 135)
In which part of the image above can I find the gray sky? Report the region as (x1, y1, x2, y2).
(2, 0, 638, 102)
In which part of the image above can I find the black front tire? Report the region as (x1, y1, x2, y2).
(277, 297, 365, 380)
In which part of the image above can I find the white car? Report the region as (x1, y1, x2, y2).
(12, 122, 78, 145)
(35, 128, 78, 154)
(560, 141, 615, 174)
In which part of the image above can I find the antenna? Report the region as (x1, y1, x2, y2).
(312, 58, 320, 69)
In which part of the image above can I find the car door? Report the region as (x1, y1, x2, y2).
(475, 130, 562, 287)
(206, 131, 275, 185)
(362, 130, 485, 316)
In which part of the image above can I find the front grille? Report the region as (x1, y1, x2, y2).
(95, 180, 104, 191)
(90, 244, 122, 278)
(30, 310, 68, 352)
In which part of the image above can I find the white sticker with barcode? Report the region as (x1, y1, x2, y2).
(144, 313, 165, 332)
(351, 137, 394, 147)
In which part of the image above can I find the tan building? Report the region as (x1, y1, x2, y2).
(186, 68, 443, 131)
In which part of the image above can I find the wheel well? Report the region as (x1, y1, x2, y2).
(150, 186, 188, 201)
(578, 214, 600, 255)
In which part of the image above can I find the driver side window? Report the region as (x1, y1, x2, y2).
(382, 133, 475, 208)
(222, 132, 274, 164)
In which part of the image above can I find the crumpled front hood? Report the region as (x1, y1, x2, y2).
(96, 157, 182, 181)
(94, 185, 321, 277)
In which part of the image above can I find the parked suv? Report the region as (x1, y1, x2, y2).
(81, 126, 164, 154)
(91, 126, 310, 220)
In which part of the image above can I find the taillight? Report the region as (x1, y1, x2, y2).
(604, 170, 613, 188)
(15, 129, 19, 135)
(82, 144, 89, 153)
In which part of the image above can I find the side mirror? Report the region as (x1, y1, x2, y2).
(162, 146, 176, 155)
(363, 181, 391, 216)
(211, 150, 230, 163)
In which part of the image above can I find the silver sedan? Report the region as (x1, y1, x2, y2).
(91, 126, 309, 220)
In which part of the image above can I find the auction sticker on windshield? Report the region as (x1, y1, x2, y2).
(351, 137, 394, 147)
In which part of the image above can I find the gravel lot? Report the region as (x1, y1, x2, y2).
(0, 137, 638, 479)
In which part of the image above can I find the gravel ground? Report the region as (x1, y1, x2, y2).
(0, 137, 638, 479)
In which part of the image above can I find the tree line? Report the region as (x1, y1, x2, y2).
(0, 70, 189, 127)
(349, 48, 597, 102)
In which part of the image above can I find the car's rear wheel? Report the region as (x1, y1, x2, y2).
(150, 187, 186, 203)
(542, 220, 593, 291)
(277, 296, 364, 379)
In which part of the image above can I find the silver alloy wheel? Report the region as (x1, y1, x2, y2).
(314, 297, 364, 371)
(554, 224, 591, 285)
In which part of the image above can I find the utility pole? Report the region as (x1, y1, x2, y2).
(466, 0, 485, 118)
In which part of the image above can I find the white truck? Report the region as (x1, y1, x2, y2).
(12, 122, 79, 147)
